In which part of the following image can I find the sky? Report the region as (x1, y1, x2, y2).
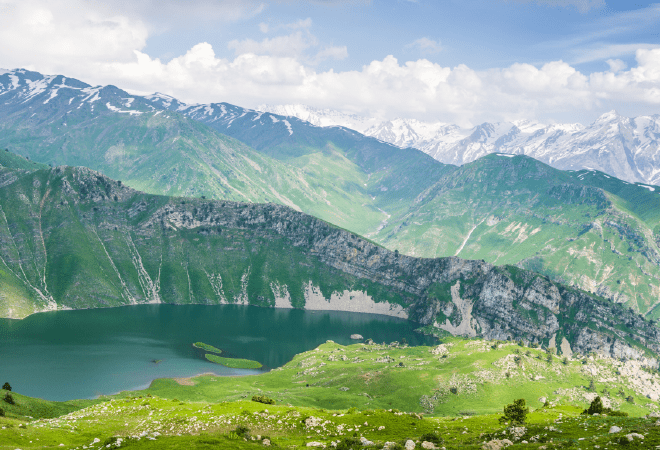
(1, 0, 660, 126)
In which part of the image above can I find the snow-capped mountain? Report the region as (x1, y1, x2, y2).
(413, 112, 660, 186)
(257, 104, 660, 185)
(256, 104, 379, 133)
(4, 68, 660, 186)
(0, 69, 154, 117)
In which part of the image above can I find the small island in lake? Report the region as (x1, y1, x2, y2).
(193, 342, 222, 354)
(193, 342, 263, 368)
(204, 354, 263, 369)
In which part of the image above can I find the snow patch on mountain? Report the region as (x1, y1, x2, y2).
(105, 103, 144, 115)
(257, 103, 379, 133)
(256, 103, 660, 185)
(283, 119, 293, 136)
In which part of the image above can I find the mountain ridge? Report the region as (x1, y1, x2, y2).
(2, 69, 660, 317)
(257, 104, 660, 186)
(0, 161, 659, 362)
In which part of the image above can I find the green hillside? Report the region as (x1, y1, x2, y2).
(1, 71, 660, 316)
(3, 339, 660, 449)
(372, 154, 660, 317)
(0, 163, 658, 363)
(0, 148, 48, 171)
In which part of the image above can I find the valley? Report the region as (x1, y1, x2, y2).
(0, 157, 657, 365)
(2, 70, 660, 316)
(6, 1, 660, 448)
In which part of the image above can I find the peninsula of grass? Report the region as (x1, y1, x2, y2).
(204, 354, 262, 369)
(193, 342, 222, 354)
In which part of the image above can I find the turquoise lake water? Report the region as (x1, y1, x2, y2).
(0, 304, 435, 401)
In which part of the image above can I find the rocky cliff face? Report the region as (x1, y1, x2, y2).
(0, 165, 657, 363)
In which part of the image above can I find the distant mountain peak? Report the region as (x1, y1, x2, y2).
(595, 109, 622, 122)
(257, 102, 660, 185)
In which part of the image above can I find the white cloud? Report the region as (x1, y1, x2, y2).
(285, 17, 313, 29)
(507, 0, 605, 13)
(78, 44, 660, 126)
(312, 45, 349, 63)
(228, 19, 344, 64)
(228, 31, 318, 58)
(2, 0, 660, 126)
(407, 38, 442, 54)
(606, 58, 626, 73)
(569, 43, 660, 65)
(0, 0, 148, 70)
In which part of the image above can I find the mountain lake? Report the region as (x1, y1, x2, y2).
(0, 304, 435, 401)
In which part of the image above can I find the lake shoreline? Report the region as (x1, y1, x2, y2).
(1, 304, 434, 401)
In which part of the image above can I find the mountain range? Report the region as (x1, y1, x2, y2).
(258, 104, 660, 186)
(1, 69, 660, 320)
(0, 151, 658, 361)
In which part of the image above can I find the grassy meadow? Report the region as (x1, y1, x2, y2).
(3, 338, 660, 448)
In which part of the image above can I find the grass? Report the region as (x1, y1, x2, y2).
(193, 342, 222, 354)
(0, 389, 98, 420)
(204, 354, 263, 369)
(2, 338, 660, 448)
(127, 339, 660, 418)
(2, 95, 660, 316)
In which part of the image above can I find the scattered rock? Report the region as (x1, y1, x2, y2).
(609, 426, 622, 433)
(360, 436, 374, 446)
(482, 439, 513, 450)
(647, 412, 660, 418)
(625, 433, 644, 441)
(305, 417, 322, 427)
(509, 426, 526, 440)
(405, 440, 416, 450)
(421, 441, 436, 449)
(350, 334, 364, 340)
(263, 439, 271, 447)
(307, 442, 326, 448)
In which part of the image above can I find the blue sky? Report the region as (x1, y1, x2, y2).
(139, 0, 660, 72)
(1, 0, 660, 125)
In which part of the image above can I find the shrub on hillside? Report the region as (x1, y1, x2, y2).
(581, 396, 628, 417)
(234, 425, 250, 439)
(584, 396, 603, 415)
(0, 407, 4, 416)
(499, 398, 528, 425)
(2, 382, 10, 391)
(336, 437, 362, 450)
(251, 395, 275, 405)
(419, 432, 444, 445)
(3, 393, 14, 405)
(588, 379, 596, 392)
